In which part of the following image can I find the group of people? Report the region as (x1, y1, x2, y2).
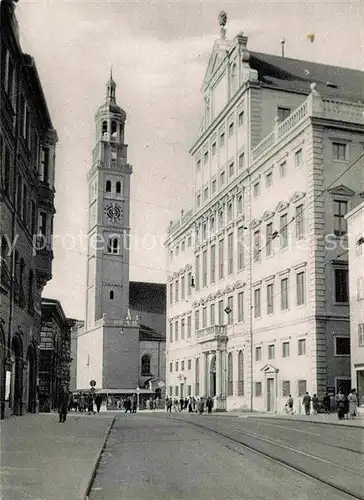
(165, 396, 214, 414)
(335, 389, 358, 420)
(57, 389, 103, 423)
(288, 389, 359, 420)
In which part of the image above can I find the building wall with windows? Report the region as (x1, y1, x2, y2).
(0, 0, 58, 418)
(346, 202, 364, 409)
(165, 27, 364, 413)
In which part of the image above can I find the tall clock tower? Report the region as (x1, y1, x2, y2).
(86, 73, 132, 329)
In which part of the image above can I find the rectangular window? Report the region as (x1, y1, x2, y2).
(212, 179, 217, 194)
(40, 147, 50, 183)
(187, 385, 192, 396)
(169, 323, 173, 343)
(169, 362, 173, 373)
(335, 337, 350, 356)
(227, 296, 233, 325)
(334, 268, 349, 303)
(196, 159, 201, 171)
(279, 160, 286, 177)
(202, 250, 207, 287)
(277, 107, 291, 122)
(174, 321, 179, 342)
(228, 122, 234, 137)
(187, 272, 192, 296)
(298, 380, 307, 397)
(194, 310, 200, 332)
(169, 386, 173, 396)
(238, 292, 244, 322)
(253, 182, 260, 197)
(175, 279, 179, 303)
(281, 278, 289, 310)
(255, 346, 262, 361)
(266, 171, 273, 188)
(188, 359, 192, 370)
(203, 187, 209, 201)
(229, 162, 234, 178)
(218, 239, 224, 279)
(212, 142, 216, 156)
(227, 203, 233, 222)
(266, 223, 273, 256)
(332, 142, 347, 161)
(268, 344, 275, 360)
(196, 194, 201, 208)
(3, 146, 11, 198)
(282, 381, 290, 397)
(187, 235, 192, 247)
(357, 277, 364, 300)
(254, 288, 261, 318)
(228, 233, 233, 275)
(298, 338, 306, 356)
(295, 148, 302, 168)
(237, 195, 243, 215)
(210, 303, 215, 325)
(255, 382, 262, 397)
(210, 217, 215, 235)
(220, 132, 225, 147)
(238, 152, 245, 170)
(238, 110, 244, 127)
(358, 324, 364, 347)
(220, 171, 225, 187)
(218, 210, 224, 230)
(175, 386, 179, 397)
(267, 283, 274, 314)
(202, 307, 207, 328)
(333, 200, 348, 236)
(204, 151, 208, 164)
(210, 245, 216, 283)
(296, 271, 305, 306)
(218, 300, 224, 325)
(238, 227, 244, 269)
(181, 318, 185, 340)
(295, 204, 304, 240)
(282, 341, 290, 358)
(39, 212, 47, 236)
(280, 214, 288, 248)
(195, 255, 200, 291)
(187, 316, 192, 338)
(181, 276, 185, 300)
(254, 230, 260, 262)
(181, 361, 185, 371)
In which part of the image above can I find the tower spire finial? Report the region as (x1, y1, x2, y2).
(218, 10, 227, 39)
(106, 67, 116, 103)
(110, 65, 113, 80)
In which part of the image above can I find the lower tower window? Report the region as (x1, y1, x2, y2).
(110, 290, 114, 300)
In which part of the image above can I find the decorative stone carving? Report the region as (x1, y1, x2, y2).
(250, 218, 261, 229)
(275, 200, 290, 213)
(327, 184, 355, 197)
(290, 192, 306, 204)
(262, 210, 275, 221)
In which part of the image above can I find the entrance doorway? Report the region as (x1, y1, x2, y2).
(267, 378, 275, 412)
(27, 345, 37, 413)
(11, 336, 23, 416)
(209, 355, 216, 397)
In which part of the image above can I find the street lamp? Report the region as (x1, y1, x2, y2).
(136, 386, 140, 410)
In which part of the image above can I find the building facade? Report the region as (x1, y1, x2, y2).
(38, 299, 76, 412)
(165, 18, 364, 413)
(346, 202, 364, 410)
(0, 0, 58, 418)
(76, 77, 166, 399)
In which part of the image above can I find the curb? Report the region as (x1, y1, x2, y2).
(246, 415, 364, 429)
(83, 416, 116, 500)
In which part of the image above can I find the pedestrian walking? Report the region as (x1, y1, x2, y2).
(125, 397, 132, 413)
(58, 386, 70, 423)
(79, 393, 85, 412)
(343, 393, 350, 420)
(348, 389, 358, 419)
(302, 392, 311, 415)
(166, 397, 172, 413)
(323, 392, 331, 414)
(95, 394, 102, 413)
(132, 396, 137, 413)
(286, 395, 294, 415)
(87, 392, 95, 415)
(197, 397, 205, 415)
(312, 394, 319, 415)
(336, 390, 345, 420)
(188, 397, 193, 413)
(206, 396, 213, 414)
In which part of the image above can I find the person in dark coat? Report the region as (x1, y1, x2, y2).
(87, 393, 95, 414)
(125, 397, 132, 413)
(302, 392, 311, 415)
(95, 394, 102, 413)
(58, 386, 70, 423)
(206, 396, 213, 414)
(336, 390, 345, 420)
(132, 396, 137, 413)
(323, 393, 331, 414)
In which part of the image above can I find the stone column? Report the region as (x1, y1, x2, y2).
(204, 352, 209, 397)
(216, 348, 222, 398)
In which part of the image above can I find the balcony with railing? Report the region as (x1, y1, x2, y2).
(196, 324, 227, 343)
(168, 208, 194, 237)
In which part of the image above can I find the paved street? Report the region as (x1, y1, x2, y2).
(89, 413, 363, 500)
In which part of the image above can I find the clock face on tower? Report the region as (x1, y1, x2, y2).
(104, 203, 123, 223)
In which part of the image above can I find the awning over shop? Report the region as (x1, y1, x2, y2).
(93, 388, 154, 395)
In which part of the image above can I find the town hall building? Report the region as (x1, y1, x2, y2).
(75, 74, 166, 404)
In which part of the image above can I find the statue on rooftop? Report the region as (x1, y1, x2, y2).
(218, 10, 228, 39)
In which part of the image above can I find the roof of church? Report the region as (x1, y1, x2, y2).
(139, 323, 165, 341)
(248, 51, 364, 102)
(129, 281, 166, 315)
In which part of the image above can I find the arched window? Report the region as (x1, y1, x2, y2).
(195, 358, 200, 395)
(111, 120, 117, 140)
(0, 236, 11, 290)
(141, 354, 151, 376)
(106, 180, 111, 192)
(19, 258, 26, 307)
(227, 352, 233, 396)
(238, 350, 244, 396)
(102, 120, 108, 137)
(116, 181, 121, 194)
(109, 290, 114, 300)
(231, 63, 237, 94)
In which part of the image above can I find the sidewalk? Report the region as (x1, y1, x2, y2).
(241, 411, 364, 428)
(0, 412, 115, 500)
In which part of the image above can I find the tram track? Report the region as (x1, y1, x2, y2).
(170, 415, 364, 500)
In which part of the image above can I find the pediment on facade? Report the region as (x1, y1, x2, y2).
(199, 297, 207, 305)
(192, 301, 199, 308)
(262, 210, 275, 221)
(185, 264, 192, 272)
(207, 293, 215, 301)
(261, 363, 279, 374)
(275, 200, 290, 213)
(224, 285, 234, 294)
(250, 218, 261, 229)
(327, 184, 355, 197)
(290, 191, 306, 204)
(167, 275, 173, 282)
(233, 280, 245, 290)
(215, 289, 223, 298)
(173, 272, 179, 279)
(203, 43, 229, 86)
(179, 268, 185, 275)
(177, 372, 186, 381)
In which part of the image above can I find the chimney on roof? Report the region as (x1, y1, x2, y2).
(281, 38, 286, 58)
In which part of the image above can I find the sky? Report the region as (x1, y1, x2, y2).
(16, 0, 364, 319)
